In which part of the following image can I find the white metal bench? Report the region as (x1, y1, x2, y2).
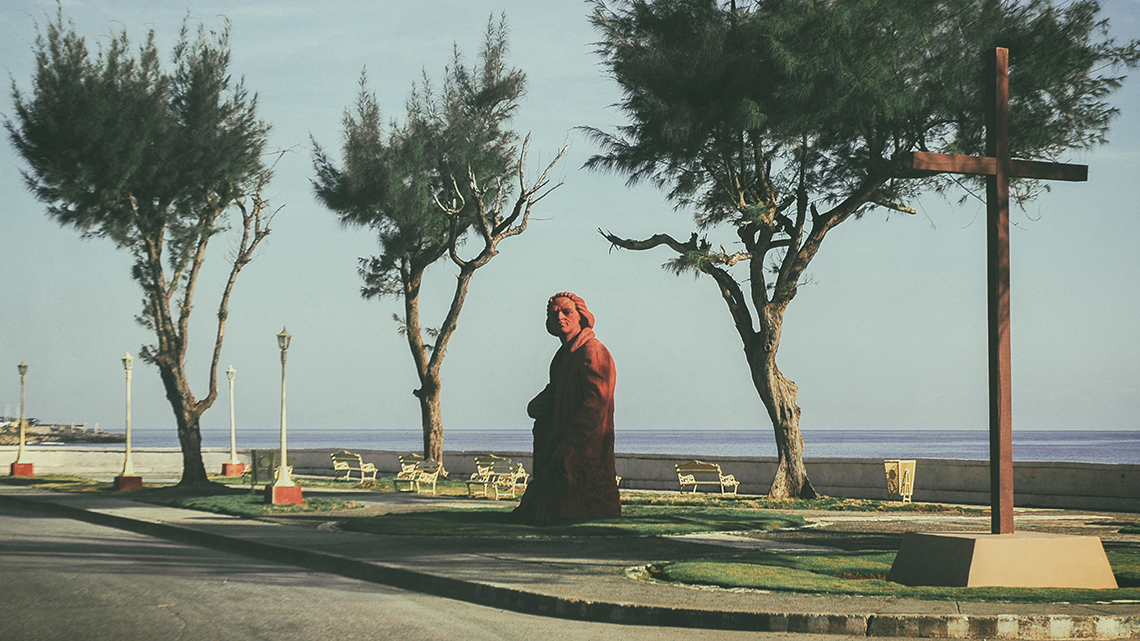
(465, 456, 528, 500)
(395, 453, 424, 486)
(330, 450, 378, 483)
(465, 454, 508, 498)
(396, 458, 442, 495)
(676, 460, 739, 495)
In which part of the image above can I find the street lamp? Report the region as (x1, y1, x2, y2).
(267, 327, 301, 505)
(10, 361, 33, 477)
(222, 365, 245, 476)
(114, 352, 142, 491)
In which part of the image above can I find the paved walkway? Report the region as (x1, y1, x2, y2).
(0, 484, 1137, 639)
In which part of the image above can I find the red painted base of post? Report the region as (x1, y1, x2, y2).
(114, 475, 144, 491)
(221, 462, 246, 477)
(10, 462, 34, 477)
(265, 484, 303, 505)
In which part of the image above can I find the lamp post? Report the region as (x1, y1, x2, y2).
(10, 362, 33, 476)
(114, 352, 142, 491)
(267, 327, 302, 505)
(222, 365, 245, 476)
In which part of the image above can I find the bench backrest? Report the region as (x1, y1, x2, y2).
(676, 460, 722, 475)
(488, 461, 517, 477)
(331, 451, 361, 464)
(473, 454, 508, 476)
(399, 453, 424, 472)
(418, 459, 442, 475)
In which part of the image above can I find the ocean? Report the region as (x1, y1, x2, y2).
(74, 428, 1140, 465)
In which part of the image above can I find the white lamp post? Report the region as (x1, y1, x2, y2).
(267, 327, 301, 504)
(11, 362, 33, 476)
(121, 353, 133, 474)
(222, 365, 245, 476)
(114, 353, 142, 491)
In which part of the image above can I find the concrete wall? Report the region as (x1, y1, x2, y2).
(3, 446, 1137, 512)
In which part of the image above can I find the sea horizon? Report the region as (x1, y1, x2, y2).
(44, 427, 1140, 465)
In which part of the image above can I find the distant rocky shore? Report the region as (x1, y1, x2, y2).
(0, 423, 125, 445)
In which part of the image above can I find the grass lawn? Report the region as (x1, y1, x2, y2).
(341, 504, 807, 537)
(621, 491, 983, 514)
(232, 474, 474, 496)
(656, 548, 1140, 603)
(0, 474, 364, 516)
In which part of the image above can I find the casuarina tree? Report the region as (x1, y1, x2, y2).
(6, 12, 278, 485)
(312, 16, 567, 463)
(586, 0, 1138, 497)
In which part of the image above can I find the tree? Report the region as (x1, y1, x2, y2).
(312, 17, 566, 463)
(6, 12, 278, 486)
(586, 0, 1138, 498)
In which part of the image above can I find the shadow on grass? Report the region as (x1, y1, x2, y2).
(0, 474, 111, 492)
(657, 547, 1140, 604)
(340, 504, 807, 538)
(0, 474, 362, 516)
(623, 492, 984, 514)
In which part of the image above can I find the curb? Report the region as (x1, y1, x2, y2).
(2, 492, 1139, 639)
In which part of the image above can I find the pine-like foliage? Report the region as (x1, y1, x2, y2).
(588, 0, 1138, 229)
(6, 11, 274, 485)
(587, 0, 1138, 498)
(312, 17, 524, 299)
(311, 16, 565, 461)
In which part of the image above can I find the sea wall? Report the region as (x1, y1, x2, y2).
(3, 446, 1137, 512)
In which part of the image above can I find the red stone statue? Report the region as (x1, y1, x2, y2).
(513, 292, 621, 523)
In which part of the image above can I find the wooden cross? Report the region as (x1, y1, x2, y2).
(899, 48, 1087, 535)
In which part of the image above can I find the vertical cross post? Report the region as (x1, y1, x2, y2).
(985, 48, 1015, 535)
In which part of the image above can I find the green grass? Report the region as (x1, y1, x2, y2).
(0, 474, 362, 515)
(0, 474, 112, 492)
(229, 474, 473, 496)
(1121, 523, 1140, 534)
(621, 491, 983, 514)
(656, 548, 1140, 603)
(341, 504, 806, 537)
(167, 493, 363, 516)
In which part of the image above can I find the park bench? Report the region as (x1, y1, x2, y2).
(489, 462, 529, 500)
(465, 454, 508, 498)
(395, 458, 442, 495)
(330, 450, 378, 483)
(465, 456, 529, 500)
(395, 453, 424, 485)
(675, 460, 739, 495)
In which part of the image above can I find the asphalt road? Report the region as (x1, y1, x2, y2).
(0, 501, 868, 641)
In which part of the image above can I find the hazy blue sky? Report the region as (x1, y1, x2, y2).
(1, 1, 1137, 458)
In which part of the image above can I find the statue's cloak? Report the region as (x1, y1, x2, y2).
(514, 327, 621, 522)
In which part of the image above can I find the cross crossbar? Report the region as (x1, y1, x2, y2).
(901, 151, 1088, 182)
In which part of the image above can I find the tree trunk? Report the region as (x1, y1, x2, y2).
(156, 361, 212, 486)
(416, 376, 444, 462)
(748, 307, 817, 499)
(175, 410, 209, 485)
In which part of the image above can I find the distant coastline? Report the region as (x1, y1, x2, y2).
(0, 423, 124, 445)
(55, 427, 1140, 465)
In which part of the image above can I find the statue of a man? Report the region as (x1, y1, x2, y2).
(513, 292, 621, 523)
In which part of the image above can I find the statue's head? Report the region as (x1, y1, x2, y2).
(546, 291, 594, 339)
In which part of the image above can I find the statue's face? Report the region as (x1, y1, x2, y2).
(549, 297, 582, 340)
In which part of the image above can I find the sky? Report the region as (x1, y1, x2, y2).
(1, 1, 1137, 458)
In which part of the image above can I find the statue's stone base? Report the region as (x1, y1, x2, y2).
(888, 531, 1117, 588)
(221, 462, 246, 477)
(10, 462, 34, 477)
(114, 475, 143, 491)
(265, 484, 303, 505)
